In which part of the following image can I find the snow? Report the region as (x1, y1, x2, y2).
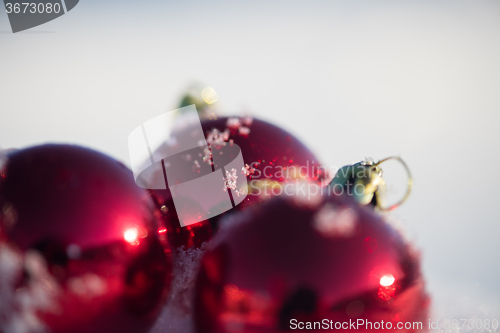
(0, 245, 60, 333)
(149, 243, 208, 333)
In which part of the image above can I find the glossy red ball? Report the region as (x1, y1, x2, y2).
(151, 116, 323, 251)
(0, 144, 172, 333)
(193, 193, 429, 333)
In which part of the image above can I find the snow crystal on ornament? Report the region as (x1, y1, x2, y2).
(206, 128, 230, 148)
(238, 126, 250, 137)
(223, 168, 238, 192)
(241, 116, 253, 126)
(242, 164, 256, 177)
(313, 204, 358, 238)
(227, 116, 253, 129)
(226, 117, 252, 136)
(226, 117, 241, 129)
(234, 188, 246, 197)
(203, 128, 231, 166)
(202, 147, 213, 166)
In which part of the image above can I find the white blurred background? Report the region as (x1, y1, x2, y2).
(1, 0, 499, 319)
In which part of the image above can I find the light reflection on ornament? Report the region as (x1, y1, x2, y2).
(124, 227, 139, 244)
(378, 284, 396, 301)
(380, 274, 395, 287)
(0, 144, 173, 333)
(194, 195, 429, 333)
(313, 205, 357, 238)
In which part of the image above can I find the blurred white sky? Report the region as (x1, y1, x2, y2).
(1, 0, 500, 315)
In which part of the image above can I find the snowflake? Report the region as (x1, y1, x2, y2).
(223, 168, 238, 192)
(241, 116, 253, 126)
(242, 164, 256, 176)
(226, 117, 252, 136)
(238, 126, 250, 136)
(193, 160, 201, 172)
(202, 147, 213, 165)
(202, 128, 231, 166)
(206, 128, 230, 147)
(226, 117, 241, 129)
(234, 188, 246, 197)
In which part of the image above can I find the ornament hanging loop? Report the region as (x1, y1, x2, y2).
(329, 156, 413, 211)
(373, 156, 413, 211)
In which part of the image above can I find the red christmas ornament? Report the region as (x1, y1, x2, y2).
(193, 193, 429, 333)
(151, 116, 323, 251)
(0, 145, 172, 333)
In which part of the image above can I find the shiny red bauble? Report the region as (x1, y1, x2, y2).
(151, 116, 323, 250)
(0, 145, 172, 333)
(194, 193, 429, 333)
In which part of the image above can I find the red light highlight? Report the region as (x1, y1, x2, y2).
(380, 274, 395, 287)
(124, 227, 139, 244)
